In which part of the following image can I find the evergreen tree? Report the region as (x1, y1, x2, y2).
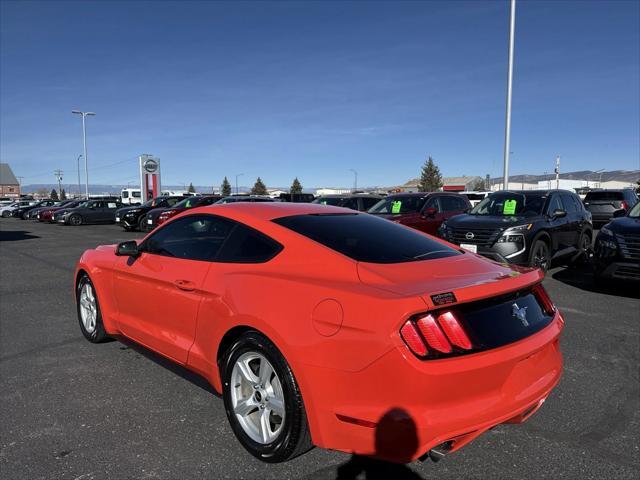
(221, 176, 232, 196)
(251, 177, 268, 195)
(60, 189, 67, 200)
(419, 156, 443, 192)
(188, 182, 196, 193)
(50, 189, 59, 201)
(290, 177, 303, 194)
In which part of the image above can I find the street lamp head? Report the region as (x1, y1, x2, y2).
(86, 112, 96, 116)
(72, 110, 82, 114)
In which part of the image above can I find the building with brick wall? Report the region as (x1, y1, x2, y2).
(0, 163, 20, 198)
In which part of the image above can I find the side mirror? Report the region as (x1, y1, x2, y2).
(613, 209, 626, 218)
(551, 208, 566, 219)
(116, 240, 140, 257)
(422, 207, 437, 218)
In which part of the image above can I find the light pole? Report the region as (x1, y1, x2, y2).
(502, 0, 516, 190)
(72, 110, 96, 199)
(349, 169, 358, 192)
(76, 154, 83, 197)
(235, 173, 244, 194)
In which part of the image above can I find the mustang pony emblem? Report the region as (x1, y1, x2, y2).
(511, 303, 529, 327)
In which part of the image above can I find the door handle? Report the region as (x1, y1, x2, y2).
(174, 280, 196, 291)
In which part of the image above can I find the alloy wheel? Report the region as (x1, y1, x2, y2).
(230, 352, 286, 444)
(532, 242, 550, 271)
(79, 283, 97, 334)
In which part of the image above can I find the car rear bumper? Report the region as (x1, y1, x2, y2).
(589, 212, 615, 224)
(301, 313, 563, 462)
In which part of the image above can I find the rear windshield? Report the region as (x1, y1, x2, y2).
(584, 191, 624, 201)
(312, 196, 348, 206)
(273, 213, 461, 263)
(368, 196, 426, 214)
(464, 193, 487, 201)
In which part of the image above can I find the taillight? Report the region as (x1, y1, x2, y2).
(437, 311, 472, 350)
(400, 321, 428, 357)
(416, 314, 452, 353)
(533, 283, 556, 316)
(400, 311, 473, 358)
(158, 209, 178, 224)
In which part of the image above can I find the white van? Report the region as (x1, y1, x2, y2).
(120, 188, 143, 205)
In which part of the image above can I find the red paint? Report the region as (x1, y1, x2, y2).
(74, 202, 563, 462)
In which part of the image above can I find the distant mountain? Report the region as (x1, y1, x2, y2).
(20, 169, 639, 195)
(489, 169, 639, 185)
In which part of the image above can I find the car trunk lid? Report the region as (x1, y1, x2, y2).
(356, 252, 544, 307)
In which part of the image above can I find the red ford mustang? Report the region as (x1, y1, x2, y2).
(74, 203, 563, 463)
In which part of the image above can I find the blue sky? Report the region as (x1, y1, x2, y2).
(1, 0, 639, 189)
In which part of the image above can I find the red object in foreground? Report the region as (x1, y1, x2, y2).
(74, 203, 563, 463)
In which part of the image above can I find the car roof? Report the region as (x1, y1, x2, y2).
(496, 189, 575, 196)
(197, 201, 350, 221)
(317, 193, 382, 197)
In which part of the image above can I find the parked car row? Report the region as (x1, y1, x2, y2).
(5, 188, 637, 282)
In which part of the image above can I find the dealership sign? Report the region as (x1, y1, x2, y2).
(139, 154, 161, 202)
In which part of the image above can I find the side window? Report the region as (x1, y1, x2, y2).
(439, 196, 465, 212)
(362, 197, 380, 210)
(423, 197, 441, 212)
(216, 224, 283, 263)
(342, 198, 359, 210)
(144, 214, 234, 261)
(546, 195, 563, 215)
(167, 197, 180, 207)
(560, 194, 577, 213)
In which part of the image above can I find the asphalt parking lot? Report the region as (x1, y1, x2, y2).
(0, 218, 638, 480)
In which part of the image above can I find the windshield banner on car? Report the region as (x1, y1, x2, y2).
(503, 199, 517, 215)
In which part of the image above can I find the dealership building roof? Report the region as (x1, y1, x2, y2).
(0, 163, 19, 186)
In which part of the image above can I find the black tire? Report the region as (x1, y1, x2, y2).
(528, 236, 551, 273)
(69, 214, 83, 226)
(21, 212, 29, 220)
(76, 274, 108, 343)
(138, 215, 147, 232)
(221, 331, 313, 463)
(573, 231, 593, 266)
(1, 211, 10, 218)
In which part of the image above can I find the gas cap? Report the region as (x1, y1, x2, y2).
(312, 299, 343, 337)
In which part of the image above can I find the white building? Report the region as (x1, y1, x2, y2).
(490, 182, 540, 191)
(267, 189, 288, 198)
(315, 188, 352, 196)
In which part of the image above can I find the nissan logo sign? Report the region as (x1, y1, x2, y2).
(465, 232, 475, 240)
(143, 159, 159, 174)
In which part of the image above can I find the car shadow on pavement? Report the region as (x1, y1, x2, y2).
(303, 408, 426, 480)
(551, 264, 640, 299)
(0, 230, 40, 241)
(117, 336, 221, 397)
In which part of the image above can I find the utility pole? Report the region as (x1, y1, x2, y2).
(72, 110, 96, 199)
(349, 169, 358, 192)
(76, 155, 83, 198)
(54, 169, 63, 197)
(502, 0, 516, 190)
(554, 156, 560, 189)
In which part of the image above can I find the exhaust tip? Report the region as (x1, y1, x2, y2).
(420, 441, 453, 463)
